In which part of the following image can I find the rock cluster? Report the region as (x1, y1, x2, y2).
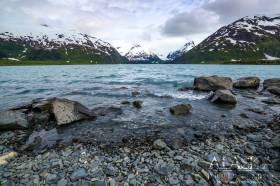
(0, 98, 96, 131)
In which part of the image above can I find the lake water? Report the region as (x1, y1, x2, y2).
(1, 64, 280, 144)
(0, 64, 279, 110)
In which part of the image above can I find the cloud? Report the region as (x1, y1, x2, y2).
(162, 8, 220, 37)
(162, 0, 280, 38)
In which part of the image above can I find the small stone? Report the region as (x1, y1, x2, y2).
(57, 178, 67, 186)
(272, 159, 280, 171)
(95, 180, 107, 186)
(153, 139, 167, 150)
(70, 168, 88, 181)
(247, 134, 262, 142)
(174, 155, 184, 161)
(200, 169, 210, 181)
(272, 136, 280, 148)
(198, 160, 212, 170)
(168, 176, 180, 185)
(46, 173, 59, 184)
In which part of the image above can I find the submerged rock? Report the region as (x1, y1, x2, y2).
(194, 75, 233, 91)
(170, 104, 192, 115)
(210, 90, 237, 104)
(0, 110, 29, 130)
(263, 78, 280, 89)
(233, 77, 260, 89)
(262, 97, 280, 105)
(132, 100, 143, 109)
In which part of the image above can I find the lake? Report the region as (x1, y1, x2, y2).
(0, 64, 279, 110)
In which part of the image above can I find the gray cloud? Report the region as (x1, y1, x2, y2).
(162, 0, 280, 37)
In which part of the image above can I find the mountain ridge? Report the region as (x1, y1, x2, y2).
(173, 15, 280, 63)
(0, 31, 127, 64)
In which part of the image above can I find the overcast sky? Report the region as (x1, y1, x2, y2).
(0, 0, 280, 55)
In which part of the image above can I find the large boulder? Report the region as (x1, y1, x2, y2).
(210, 90, 237, 104)
(266, 86, 280, 96)
(233, 77, 260, 89)
(194, 76, 233, 91)
(263, 78, 280, 89)
(0, 110, 29, 130)
(52, 98, 95, 125)
(170, 104, 192, 115)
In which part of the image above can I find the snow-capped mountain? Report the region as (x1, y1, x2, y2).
(0, 31, 127, 64)
(174, 15, 280, 63)
(124, 44, 162, 63)
(167, 41, 195, 61)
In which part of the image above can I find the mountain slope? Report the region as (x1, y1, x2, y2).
(167, 41, 195, 61)
(125, 44, 162, 63)
(0, 32, 127, 64)
(174, 15, 280, 63)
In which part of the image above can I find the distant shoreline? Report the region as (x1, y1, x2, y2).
(1, 59, 280, 66)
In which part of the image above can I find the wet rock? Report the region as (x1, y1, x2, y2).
(267, 86, 280, 96)
(0, 110, 29, 130)
(178, 86, 193, 91)
(153, 139, 167, 150)
(210, 89, 237, 104)
(262, 97, 280, 105)
(194, 75, 233, 91)
(70, 168, 88, 181)
(121, 101, 130, 105)
(263, 78, 280, 89)
(132, 100, 143, 109)
(233, 77, 260, 89)
(170, 104, 192, 115)
(52, 98, 94, 125)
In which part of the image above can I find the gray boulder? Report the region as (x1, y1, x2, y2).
(233, 77, 260, 89)
(170, 104, 192, 115)
(263, 78, 280, 89)
(210, 90, 237, 104)
(194, 75, 233, 91)
(0, 110, 29, 130)
(52, 98, 95, 125)
(266, 86, 280, 96)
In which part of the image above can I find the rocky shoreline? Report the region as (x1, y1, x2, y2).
(0, 76, 280, 185)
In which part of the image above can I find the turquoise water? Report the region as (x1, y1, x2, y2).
(0, 64, 279, 110)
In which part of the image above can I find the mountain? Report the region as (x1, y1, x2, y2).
(167, 41, 195, 61)
(174, 15, 280, 63)
(0, 31, 127, 64)
(124, 44, 162, 63)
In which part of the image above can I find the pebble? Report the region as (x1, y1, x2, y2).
(70, 168, 88, 181)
